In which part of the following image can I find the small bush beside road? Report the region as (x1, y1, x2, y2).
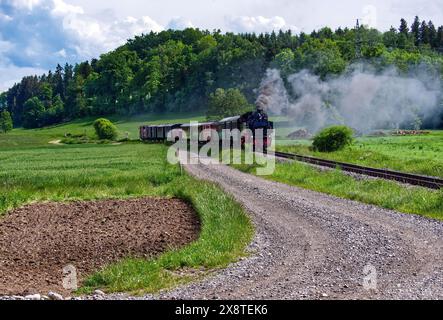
(313, 125, 354, 152)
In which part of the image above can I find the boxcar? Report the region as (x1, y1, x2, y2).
(163, 124, 183, 141)
(180, 122, 218, 142)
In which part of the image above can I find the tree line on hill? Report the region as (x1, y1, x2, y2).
(0, 16, 443, 130)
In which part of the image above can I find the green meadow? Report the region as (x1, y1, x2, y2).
(0, 112, 204, 148)
(277, 130, 443, 178)
(0, 113, 252, 294)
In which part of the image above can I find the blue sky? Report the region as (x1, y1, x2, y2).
(1, 0, 443, 92)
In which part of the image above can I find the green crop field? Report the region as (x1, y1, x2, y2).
(0, 114, 252, 294)
(276, 130, 443, 178)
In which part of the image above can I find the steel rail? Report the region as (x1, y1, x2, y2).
(273, 151, 443, 190)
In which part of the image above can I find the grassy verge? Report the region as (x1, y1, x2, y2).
(82, 177, 252, 294)
(234, 158, 443, 221)
(276, 131, 443, 178)
(0, 143, 253, 294)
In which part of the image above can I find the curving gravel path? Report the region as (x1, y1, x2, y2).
(137, 155, 443, 300)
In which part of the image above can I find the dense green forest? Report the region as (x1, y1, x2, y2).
(1, 16, 443, 129)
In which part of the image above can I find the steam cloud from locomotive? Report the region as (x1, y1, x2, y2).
(260, 65, 442, 134)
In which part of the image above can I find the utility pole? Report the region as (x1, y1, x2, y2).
(355, 19, 362, 59)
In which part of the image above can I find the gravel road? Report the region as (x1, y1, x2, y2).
(140, 155, 443, 300)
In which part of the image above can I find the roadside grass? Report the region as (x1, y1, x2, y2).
(233, 158, 443, 221)
(0, 142, 253, 294)
(82, 177, 252, 294)
(276, 130, 443, 178)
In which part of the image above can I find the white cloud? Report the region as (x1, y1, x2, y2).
(107, 15, 164, 44)
(0, 38, 14, 54)
(167, 17, 194, 30)
(51, 0, 83, 16)
(55, 48, 66, 57)
(2, 0, 165, 61)
(0, 12, 13, 22)
(0, 64, 46, 92)
(64, 0, 443, 33)
(61, 12, 164, 58)
(0, 34, 43, 92)
(6, 0, 43, 10)
(225, 15, 298, 33)
(1, 0, 167, 90)
(39, 0, 164, 59)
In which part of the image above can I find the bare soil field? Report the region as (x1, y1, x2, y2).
(0, 198, 200, 296)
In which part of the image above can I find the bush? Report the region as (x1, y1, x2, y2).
(93, 118, 118, 140)
(313, 125, 354, 152)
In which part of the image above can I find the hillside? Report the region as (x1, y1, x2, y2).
(1, 17, 443, 131)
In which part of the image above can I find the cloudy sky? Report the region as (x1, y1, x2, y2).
(1, 0, 443, 92)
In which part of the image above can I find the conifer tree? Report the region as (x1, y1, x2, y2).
(411, 16, 421, 45)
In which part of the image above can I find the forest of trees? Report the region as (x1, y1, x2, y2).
(1, 16, 443, 129)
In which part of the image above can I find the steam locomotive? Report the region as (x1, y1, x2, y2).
(139, 111, 274, 149)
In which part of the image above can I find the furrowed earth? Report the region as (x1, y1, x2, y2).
(0, 198, 200, 296)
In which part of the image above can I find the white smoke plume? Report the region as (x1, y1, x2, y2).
(260, 65, 442, 133)
(256, 69, 289, 114)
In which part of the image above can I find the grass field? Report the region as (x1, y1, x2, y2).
(0, 125, 253, 294)
(276, 130, 443, 178)
(233, 154, 443, 221)
(0, 112, 205, 148)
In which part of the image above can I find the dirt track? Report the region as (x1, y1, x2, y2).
(0, 198, 200, 296)
(148, 156, 443, 300)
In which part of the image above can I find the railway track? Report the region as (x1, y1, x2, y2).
(273, 151, 443, 190)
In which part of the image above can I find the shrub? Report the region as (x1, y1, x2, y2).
(313, 125, 354, 152)
(93, 118, 118, 140)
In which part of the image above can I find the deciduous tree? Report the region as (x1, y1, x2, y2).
(0, 110, 13, 133)
(206, 88, 253, 120)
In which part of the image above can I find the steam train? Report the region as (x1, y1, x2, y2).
(139, 111, 274, 149)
